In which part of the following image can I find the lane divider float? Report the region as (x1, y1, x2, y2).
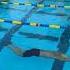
(40, 0, 70, 2)
(0, 18, 65, 29)
(0, 1, 70, 9)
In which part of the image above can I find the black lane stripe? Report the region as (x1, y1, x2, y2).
(36, 10, 69, 17)
(52, 26, 70, 70)
(19, 32, 59, 41)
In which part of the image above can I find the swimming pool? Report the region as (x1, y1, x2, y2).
(0, 0, 70, 70)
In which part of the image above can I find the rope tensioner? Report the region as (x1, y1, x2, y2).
(0, 1, 70, 9)
(0, 18, 65, 29)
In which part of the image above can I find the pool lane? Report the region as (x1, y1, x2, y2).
(0, 0, 70, 70)
(0, 0, 45, 50)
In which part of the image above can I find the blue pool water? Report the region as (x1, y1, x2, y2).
(0, 0, 70, 70)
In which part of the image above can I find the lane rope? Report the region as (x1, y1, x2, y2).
(0, 1, 70, 9)
(40, 0, 70, 2)
(0, 18, 65, 29)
